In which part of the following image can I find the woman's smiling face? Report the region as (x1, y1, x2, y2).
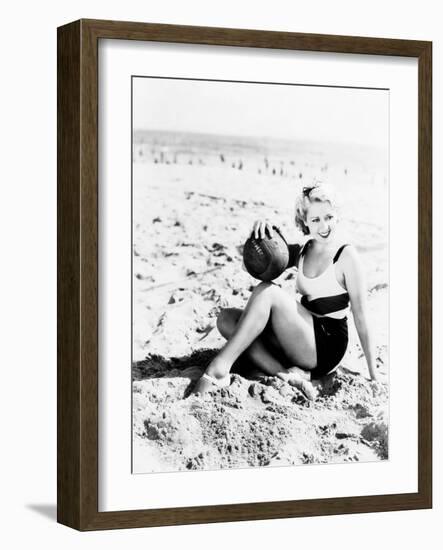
(305, 200, 338, 242)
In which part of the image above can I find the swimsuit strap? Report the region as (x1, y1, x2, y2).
(301, 241, 348, 262)
(333, 244, 349, 263)
(300, 239, 314, 257)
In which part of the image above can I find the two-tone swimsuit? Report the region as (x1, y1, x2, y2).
(290, 240, 350, 379)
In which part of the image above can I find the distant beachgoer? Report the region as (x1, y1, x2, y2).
(192, 182, 379, 399)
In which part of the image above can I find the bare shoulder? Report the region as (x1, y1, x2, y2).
(336, 244, 363, 276)
(340, 244, 360, 263)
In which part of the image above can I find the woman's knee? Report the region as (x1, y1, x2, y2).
(252, 281, 299, 318)
(216, 308, 242, 338)
(250, 281, 276, 300)
(252, 281, 284, 303)
(254, 281, 274, 292)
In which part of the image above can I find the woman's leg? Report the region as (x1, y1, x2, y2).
(192, 282, 316, 392)
(217, 308, 310, 380)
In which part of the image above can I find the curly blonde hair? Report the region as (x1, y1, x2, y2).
(294, 182, 339, 235)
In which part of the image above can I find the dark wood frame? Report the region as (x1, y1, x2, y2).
(57, 19, 432, 531)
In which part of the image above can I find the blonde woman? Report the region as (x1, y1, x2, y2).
(192, 183, 378, 399)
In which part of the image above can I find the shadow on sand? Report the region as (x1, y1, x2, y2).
(132, 348, 267, 397)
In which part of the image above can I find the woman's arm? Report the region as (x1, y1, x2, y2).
(340, 247, 378, 380)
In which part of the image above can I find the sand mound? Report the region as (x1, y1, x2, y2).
(133, 353, 388, 473)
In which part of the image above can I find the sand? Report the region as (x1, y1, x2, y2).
(132, 131, 389, 473)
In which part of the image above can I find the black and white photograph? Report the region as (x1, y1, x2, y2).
(131, 76, 389, 474)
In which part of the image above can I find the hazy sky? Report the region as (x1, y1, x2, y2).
(133, 77, 388, 148)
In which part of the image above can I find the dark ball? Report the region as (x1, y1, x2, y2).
(243, 230, 289, 282)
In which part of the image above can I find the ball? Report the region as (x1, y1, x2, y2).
(243, 228, 289, 282)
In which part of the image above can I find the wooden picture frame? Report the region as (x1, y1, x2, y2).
(57, 19, 432, 530)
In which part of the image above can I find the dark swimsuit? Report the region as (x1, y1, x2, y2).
(310, 315, 348, 378)
(288, 241, 350, 379)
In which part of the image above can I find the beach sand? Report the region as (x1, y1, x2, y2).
(132, 131, 389, 473)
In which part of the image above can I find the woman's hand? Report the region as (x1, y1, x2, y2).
(369, 375, 388, 398)
(369, 368, 387, 384)
(251, 220, 275, 240)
